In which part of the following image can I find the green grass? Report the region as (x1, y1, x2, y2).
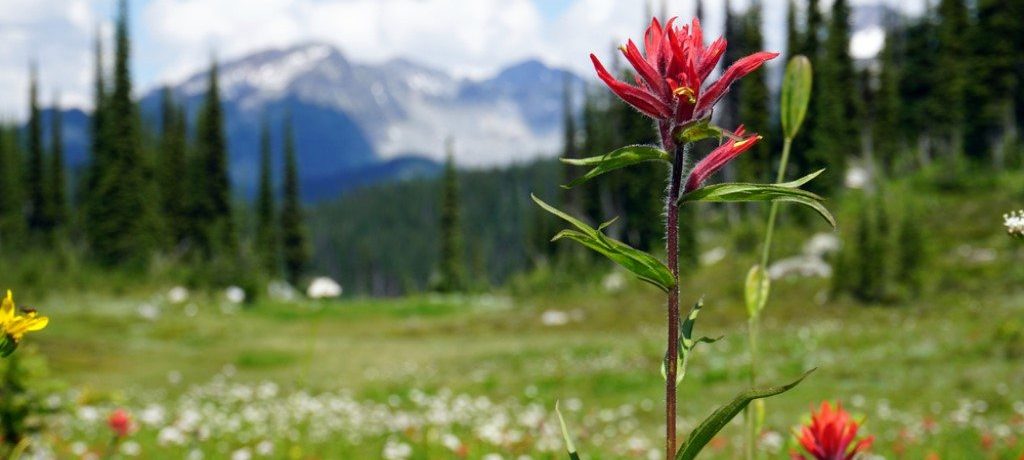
(10, 173, 1024, 459)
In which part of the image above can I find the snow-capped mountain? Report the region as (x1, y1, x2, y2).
(56, 43, 584, 201)
(151, 43, 584, 195)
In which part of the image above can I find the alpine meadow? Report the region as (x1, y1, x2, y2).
(0, 0, 1023, 459)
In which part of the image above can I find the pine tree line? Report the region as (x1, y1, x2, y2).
(0, 0, 309, 290)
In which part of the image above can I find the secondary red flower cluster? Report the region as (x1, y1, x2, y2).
(591, 17, 775, 191)
(792, 402, 874, 460)
(591, 17, 776, 127)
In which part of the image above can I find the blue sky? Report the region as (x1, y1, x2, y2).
(0, 0, 921, 119)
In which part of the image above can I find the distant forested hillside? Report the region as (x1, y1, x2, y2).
(307, 159, 561, 296)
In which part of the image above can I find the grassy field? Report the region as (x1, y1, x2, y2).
(12, 173, 1024, 459)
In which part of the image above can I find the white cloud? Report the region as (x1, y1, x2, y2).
(0, 0, 929, 120)
(0, 0, 97, 119)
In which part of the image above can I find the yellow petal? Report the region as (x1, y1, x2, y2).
(23, 316, 47, 332)
(0, 290, 14, 324)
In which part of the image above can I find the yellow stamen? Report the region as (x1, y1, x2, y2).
(732, 135, 763, 148)
(673, 86, 696, 104)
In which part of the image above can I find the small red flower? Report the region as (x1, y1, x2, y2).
(591, 17, 777, 126)
(108, 409, 132, 438)
(792, 402, 874, 460)
(684, 125, 761, 192)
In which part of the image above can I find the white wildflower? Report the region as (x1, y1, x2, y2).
(307, 277, 343, 299)
(382, 439, 412, 460)
(225, 286, 246, 304)
(1004, 210, 1024, 238)
(167, 286, 189, 304)
(540, 309, 570, 326)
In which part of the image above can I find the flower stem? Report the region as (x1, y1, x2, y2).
(745, 136, 794, 460)
(662, 124, 687, 460)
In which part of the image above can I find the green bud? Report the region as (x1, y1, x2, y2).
(781, 56, 813, 140)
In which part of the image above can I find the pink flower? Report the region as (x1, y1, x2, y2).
(684, 126, 761, 192)
(591, 17, 777, 125)
(792, 402, 874, 460)
(108, 409, 132, 438)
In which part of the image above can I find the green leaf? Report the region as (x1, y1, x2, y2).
(532, 195, 676, 291)
(744, 265, 770, 318)
(781, 55, 813, 139)
(673, 118, 724, 145)
(675, 369, 816, 460)
(662, 299, 723, 384)
(678, 170, 835, 228)
(555, 401, 582, 460)
(562, 145, 669, 188)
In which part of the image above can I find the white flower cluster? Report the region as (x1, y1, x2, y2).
(1004, 210, 1024, 238)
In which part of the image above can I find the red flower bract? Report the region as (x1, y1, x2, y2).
(591, 17, 778, 126)
(108, 408, 132, 438)
(684, 126, 761, 193)
(792, 402, 874, 460)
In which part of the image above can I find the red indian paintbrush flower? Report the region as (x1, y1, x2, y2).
(591, 17, 778, 126)
(108, 408, 132, 438)
(792, 401, 874, 460)
(684, 125, 761, 192)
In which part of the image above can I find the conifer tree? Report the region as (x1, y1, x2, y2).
(792, 0, 823, 173)
(736, 2, 771, 182)
(90, 0, 152, 264)
(157, 87, 188, 250)
(436, 138, 465, 292)
(0, 127, 25, 249)
(967, 0, 1019, 167)
(897, 199, 925, 297)
(934, 0, 968, 159)
(785, 0, 799, 60)
(255, 117, 279, 274)
(874, 25, 903, 172)
(809, 0, 856, 192)
(48, 95, 67, 231)
(280, 116, 308, 287)
(25, 66, 48, 235)
(560, 75, 579, 215)
(194, 59, 236, 256)
(83, 29, 108, 246)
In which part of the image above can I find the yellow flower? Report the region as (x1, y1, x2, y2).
(0, 290, 48, 357)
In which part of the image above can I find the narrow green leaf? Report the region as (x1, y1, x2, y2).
(533, 195, 676, 291)
(562, 145, 669, 188)
(678, 171, 835, 228)
(781, 56, 813, 139)
(675, 369, 816, 460)
(673, 118, 724, 145)
(555, 401, 582, 460)
(744, 265, 770, 318)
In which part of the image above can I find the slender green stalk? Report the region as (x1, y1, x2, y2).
(760, 138, 794, 268)
(661, 120, 687, 459)
(745, 137, 794, 460)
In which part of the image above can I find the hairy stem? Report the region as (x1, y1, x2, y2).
(746, 136, 794, 460)
(662, 122, 686, 459)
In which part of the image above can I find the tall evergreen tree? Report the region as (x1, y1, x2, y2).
(785, 0, 800, 60)
(736, 1, 771, 183)
(157, 87, 189, 250)
(83, 28, 108, 246)
(792, 0, 823, 173)
(560, 75, 579, 214)
(934, 0, 969, 159)
(874, 25, 903, 172)
(255, 117, 279, 274)
(436, 138, 465, 292)
(193, 59, 236, 256)
(809, 0, 856, 191)
(967, 0, 1020, 167)
(0, 127, 25, 249)
(48, 95, 67, 231)
(90, 0, 153, 264)
(280, 116, 308, 286)
(25, 66, 48, 235)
